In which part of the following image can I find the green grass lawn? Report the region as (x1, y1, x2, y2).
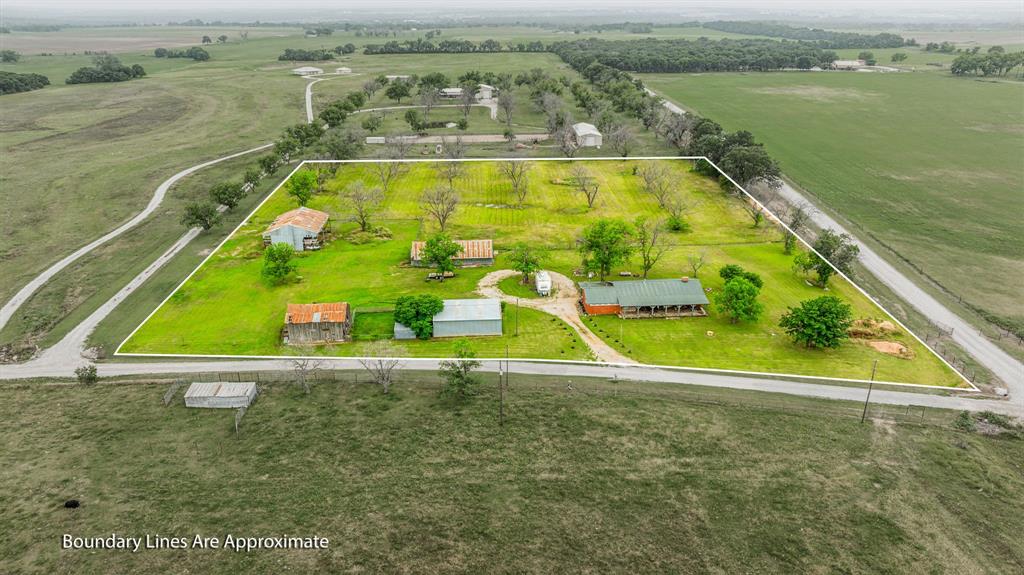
(499, 275, 543, 299)
(640, 71, 1024, 333)
(120, 159, 961, 386)
(0, 376, 1020, 574)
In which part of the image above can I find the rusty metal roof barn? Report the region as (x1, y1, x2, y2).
(265, 207, 329, 234)
(285, 302, 350, 325)
(410, 239, 493, 262)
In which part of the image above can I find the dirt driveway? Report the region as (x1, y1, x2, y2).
(476, 270, 636, 364)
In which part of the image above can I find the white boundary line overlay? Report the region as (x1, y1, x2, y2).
(114, 156, 976, 392)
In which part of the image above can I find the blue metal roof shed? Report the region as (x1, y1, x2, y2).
(432, 298, 503, 337)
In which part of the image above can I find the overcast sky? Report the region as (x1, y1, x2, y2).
(2, 0, 1020, 25)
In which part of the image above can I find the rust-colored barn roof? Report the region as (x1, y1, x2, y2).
(285, 302, 350, 325)
(410, 239, 493, 261)
(264, 207, 329, 235)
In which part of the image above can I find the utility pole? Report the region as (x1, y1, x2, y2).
(515, 298, 520, 336)
(861, 359, 878, 424)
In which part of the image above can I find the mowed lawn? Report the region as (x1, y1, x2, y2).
(641, 71, 1024, 330)
(121, 159, 962, 386)
(1, 379, 1021, 574)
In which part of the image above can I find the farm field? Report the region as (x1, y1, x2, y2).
(1, 376, 1020, 574)
(120, 159, 962, 386)
(641, 71, 1024, 333)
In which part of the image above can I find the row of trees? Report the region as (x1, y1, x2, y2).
(1, 49, 19, 62)
(66, 54, 145, 84)
(700, 21, 910, 49)
(0, 71, 49, 95)
(551, 38, 840, 73)
(154, 46, 210, 61)
(277, 48, 334, 61)
(363, 38, 523, 54)
(951, 49, 1024, 77)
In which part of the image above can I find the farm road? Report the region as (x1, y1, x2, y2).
(648, 88, 1023, 395)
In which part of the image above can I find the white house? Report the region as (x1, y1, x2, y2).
(832, 59, 866, 70)
(184, 382, 258, 409)
(335, 66, 352, 74)
(262, 207, 330, 251)
(535, 271, 552, 296)
(440, 87, 464, 99)
(291, 66, 324, 76)
(476, 83, 496, 100)
(385, 74, 411, 81)
(572, 122, 602, 148)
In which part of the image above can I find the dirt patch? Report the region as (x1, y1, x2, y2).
(748, 85, 881, 103)
(864, 340, 915, 359)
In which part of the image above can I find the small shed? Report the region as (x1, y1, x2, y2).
(292, 66, 324, 76)
(440, 87, 464, 99)
(184, 382, 258, 409)
(433, 299, 503, 337)
(263, 207, 329, 251)
(335, 66, 352, 74)
(572, 122, 602, 148)
(410, 239, 493, 267)
(476, 84, 495, 100)
(283, 302, 353, 344)
(535, 271, 552, 296)
(393, 322, 417, 340)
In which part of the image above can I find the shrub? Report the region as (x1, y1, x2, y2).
(954, 410, 977, 432)
(74, 364, 98, 385)
(394, 294, 444, 339)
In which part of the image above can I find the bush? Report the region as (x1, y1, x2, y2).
(74, 364, 98, 385)
(0, 71, 49, 95)
(394, 294, 444, 339)
(666, 215, 691, 233)
(954, 411, 977, 432)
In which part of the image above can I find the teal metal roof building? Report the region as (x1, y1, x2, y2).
(580, 278, 709, 318)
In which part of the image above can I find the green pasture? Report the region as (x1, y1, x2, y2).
(641, 71, 1024, 330)
(120, 159, 962, 386)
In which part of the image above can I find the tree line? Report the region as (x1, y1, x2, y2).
(0, 71, 50, 95)
(154, 46, 210, 61)
(550, 37, 839, 73)
(66, 54, 145, 85)
(950, 46, 1024, 77)
(700, 21, 911, 49)
(363, 38, 543, 54)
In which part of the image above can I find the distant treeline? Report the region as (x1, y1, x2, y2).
(363, 38, 516, 54)
(701, 21, 911, 49)
(278, 48, 335, 61)
(550, 38, 838, 73)
(0, 71, 50, 95)
(951, 47, 1024, 77)
(66, 55, 145, 84)
(154, 46, 210, 61)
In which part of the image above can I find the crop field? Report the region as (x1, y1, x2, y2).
(1, 376, 1020, 574)
(120, 159, 961, 386)
(641, 71, 1024, 332)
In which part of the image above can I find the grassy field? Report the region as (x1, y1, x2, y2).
(641, 71, 1024, 333)
(119, 159, 961, 386)
(0, 375, 1020, 574)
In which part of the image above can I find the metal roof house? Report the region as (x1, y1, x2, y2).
(292, 66, 324, 76)
(580, 278, 709, 318)
(184, 382, 258, 409)
(410, 239, 494, 267)
(283, 302, 353, 344)
(335, 66, 352, 74)
(394, 298, 503, 339)
(535, 271, 552, 296)
(263, 207, 330, 251)
(572, 122, 602, 148)
(439, 87, 464, 99)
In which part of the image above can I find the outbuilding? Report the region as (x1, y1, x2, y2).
(580, 278, 709, 318)
(283, 302, 353, 344)
(184, 382, 258, 409)
(335, 66, 352, 74)
(263, 207, 330, 251)
(476, 84, 496, 100)
(410, 239, 494, 267)
(292, 66, 324, 76)
(572, 122, 602, 148)
(433, 298, 503, 337)
(832, 59, 866, 70)
(440, 87, 464, 99)
(535, 271, 552, 296)
(385, 74, 411, 81)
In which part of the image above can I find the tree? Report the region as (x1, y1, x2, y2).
(418, 87, 439, 123)
(857, 51, 877, 65)
(258, 154, 281, 175)
(633, 216, 670, 279)
(372, 151, 408, 192)
(318, 103, 349, 128)
(555, 122, 579, 157)
(421, 187, 459, 231)
(810, 229, 860, 286)
(458, 85, 476, 119)
(286, 169, 317, 206)
(438, 340, 482, 399)
(421, 233, 462, 276)
(243, 167, 262, 190)
(322, 128, 364, 160)
(208, 181, 246, 209)
(779, 295, 853, 349)
(540, 92, 565, 133)
(75, 364, 98, 385)
(637, 162, 671, 208)
(342, 181, 384, 232)
(606, 124, 636, 157)
(890, 52, 908, 62)
(432, 161, 464, 189)
(663, 193, 694, 232)
(578, 218, 633, 281)
(359, 340, 403, 394)
(719, 145, 781, 190)
(404, 109, 422, 131)
(743, 201, 765, 227)
(291, 356, 322, 395)
(362, 78, 382, 98)
(719, 264, 763, 289)
(261, 243, 296, 284)
(385, 80, 411, 103)
(570, 164, 599, 208)
(394, 294, 444, 339)
(441, 135, 467, 159)
(687, 251, 708, 277)
(361, 114, 383, 133)
(180, 202, 220, 230)
(715, 277, 763, 323)
(509, 242, 546, 283)
(0, 50, 20, 63)
(497, 90, 516, 127)
(499, 160, 531, 207)
(201, 35, 212, 44)
(217, 35, 228, 43)
(783, 204, 810, 255)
